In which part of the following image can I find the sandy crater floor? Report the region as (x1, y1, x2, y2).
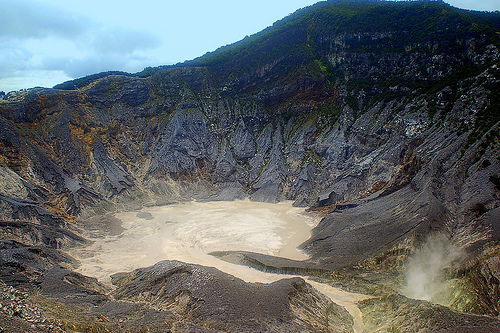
(71, 200, 317, 284)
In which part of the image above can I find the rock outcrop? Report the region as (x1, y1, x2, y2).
(112, 261, 353, 332)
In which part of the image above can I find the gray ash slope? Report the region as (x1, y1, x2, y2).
(1, 0, 500, 331)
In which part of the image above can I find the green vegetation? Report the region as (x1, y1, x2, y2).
(302, 149, 322, 168)
(52, 66, 169, 90)
(53, 71, 132, 90)
(190, 0, 500, 119)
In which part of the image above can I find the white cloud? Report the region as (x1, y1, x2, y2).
(0, 0, 161, 91)
(43, 55, 128, 78)
(0, 41, 32, 76)
(0, 0, 87, 39)
(91, 27, 160, 54)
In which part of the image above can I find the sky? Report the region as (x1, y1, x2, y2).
(1, 0, 499, 92)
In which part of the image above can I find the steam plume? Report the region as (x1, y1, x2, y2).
(403, 233, 464, 301)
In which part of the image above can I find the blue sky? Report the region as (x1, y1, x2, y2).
(1, 0, 499, 92)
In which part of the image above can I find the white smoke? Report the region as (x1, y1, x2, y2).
(403, 233, 464, 302)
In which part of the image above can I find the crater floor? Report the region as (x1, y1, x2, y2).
(70, 200, 318, 284)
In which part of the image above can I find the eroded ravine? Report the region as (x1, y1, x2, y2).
(70, 200, 371, 332)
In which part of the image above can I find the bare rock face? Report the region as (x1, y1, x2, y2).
(251, 124, 289, 202)
(147, 108, 218, 180)
(0, 195, 86, 249)
(230, 118, 256, 163)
